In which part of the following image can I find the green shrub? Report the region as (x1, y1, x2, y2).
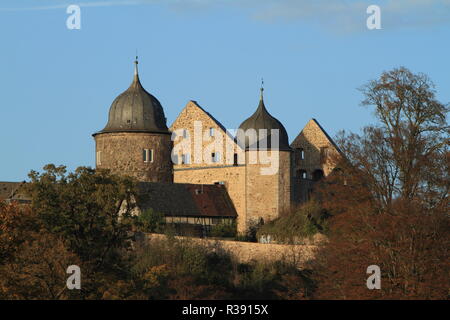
(235, 219, 264, 242)
(133, 237, 234, 287)
(135, 208, 165, 233)
(130, 235, 316, 299)
(209, 221, 237, 238)
(257, 200, 327, 244)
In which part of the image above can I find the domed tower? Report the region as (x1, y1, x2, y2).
(238, 85, 292, 229)
(93, 58, 173, 183)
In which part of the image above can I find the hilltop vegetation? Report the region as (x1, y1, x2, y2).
(0, 67, 448, 299)
(0, 166, 313, 299)
(257, 200, 328, 244)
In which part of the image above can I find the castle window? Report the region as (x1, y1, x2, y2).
(182, 129, 188, 139)
(211, 152, 220, 163)
(298, 169, 307, 179)
(296, 148, 305, 161)
(209, 127, 215, 137)
(143, 149, 154, 163)
(233, 153, 238, 166)
(181, 153, 190, 164)
(96, 151, 101, 165)
(312, 169, 324, 181)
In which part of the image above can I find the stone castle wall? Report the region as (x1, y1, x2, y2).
(171, 101, 249, 232)
(290, 119, 341, 203)
(170, 100, 243, 169)
(145, 233, 318, 269)
(244, 150, 292, 227)
(278, 151, 292, 216)
(291, 119, 340, 178)
(95, 132, 173, 183)
(170, 101, 296, 233)
(99, 101, 339, 234)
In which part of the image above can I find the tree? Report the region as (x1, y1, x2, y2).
(355, 67, 448, 209)
(25, 165, 137, 268)
(313, 67, 449, 299)
(17, 165, 141, 299)
(0, 232, 81, 300)
(0, 202, 37, 264)
(0, 202, 81, 299)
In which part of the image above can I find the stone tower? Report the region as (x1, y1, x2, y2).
(93, 58, 173, 183)
(238, 87, 292, 228)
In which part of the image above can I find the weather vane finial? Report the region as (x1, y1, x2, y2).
(134, 50, 139, 76)
(260, 77, 264, 100)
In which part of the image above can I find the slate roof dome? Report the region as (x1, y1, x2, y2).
(238, 88, 291, 151)
(98, 59, 169, 134)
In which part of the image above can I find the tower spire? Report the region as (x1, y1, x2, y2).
(134, 54, 139, 77)
(260, 78, 264, 101)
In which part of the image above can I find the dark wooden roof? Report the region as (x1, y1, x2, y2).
(94, 60, 169, 136)
(135, 182, 237, 218)
(238, 92, 291, 151)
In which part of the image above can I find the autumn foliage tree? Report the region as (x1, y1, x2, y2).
(312, 67, 449, 299)
(0, 165, 141, 299)
(25, 165, 137, 265)
(1, 166, 314, 300)
(0, 202, 80, 299)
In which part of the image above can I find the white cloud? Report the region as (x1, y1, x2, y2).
(0, 1, 144, 12)
(248, 0, 450, 31)
(1, 0, 449, 31)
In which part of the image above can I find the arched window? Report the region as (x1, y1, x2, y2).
(297, 169, 307, 179)
(296, 148, 305, 161)
(312, 169, 324, 181)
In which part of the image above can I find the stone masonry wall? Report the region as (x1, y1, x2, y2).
(291, 119, 340, 178)
(171, 101, 248, 232)
(173, 166, 246, 232)
(278, 151, 292, 216)
(145, 233, 318, 269)
(170, 100, 243, 169)
(290, 119, 341, 203)
(95, 132, 173, 183)
(245, 150, 292, 228)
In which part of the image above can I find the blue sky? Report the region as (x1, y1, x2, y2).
(1, 0, 449, 181)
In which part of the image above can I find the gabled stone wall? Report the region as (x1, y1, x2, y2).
(290, 119, 341, 203)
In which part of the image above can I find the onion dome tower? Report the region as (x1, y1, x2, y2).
(93, 58, 173, 183)
(238, 86, 290, 151)
(238, 82, 291, 229)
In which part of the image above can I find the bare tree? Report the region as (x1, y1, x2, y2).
(312, 68, 449, 299)
(338, 67, 449, 210)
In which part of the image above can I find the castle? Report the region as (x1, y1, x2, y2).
(92, 59, 342, 234)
